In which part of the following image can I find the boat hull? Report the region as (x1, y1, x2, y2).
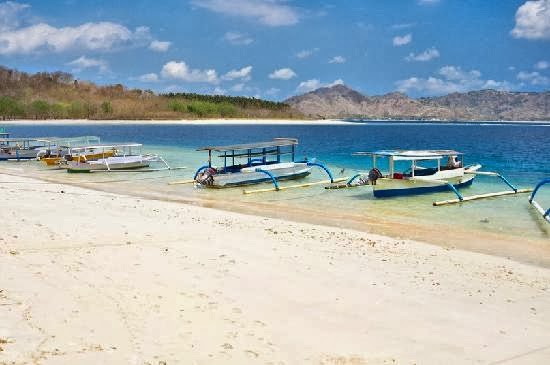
(65, 156, 150, 173)
(0, 150, 38, 161)
(372, 174, 475, 198)
(205, 163, 312, 188)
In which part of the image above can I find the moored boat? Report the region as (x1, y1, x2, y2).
(194, 138, 313, 187)
(62, 143, 156, 172)
(0, 137, 48, 161)
(350, 150, 482, 197)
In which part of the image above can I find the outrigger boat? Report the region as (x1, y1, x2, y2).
(329, 149, 532, 205)
(62, 143, 169, 173)
(192, 138, 334, 188)
(0, 137, 48, 161)
(35, 136, 108, 166)
(347, 150, 481, 197)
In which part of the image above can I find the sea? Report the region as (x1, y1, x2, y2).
(2, 121, 549, 264)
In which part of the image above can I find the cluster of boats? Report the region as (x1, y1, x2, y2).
(0, 129, 548, 223)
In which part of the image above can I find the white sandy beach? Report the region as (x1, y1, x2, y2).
(1, 173, 550, 364)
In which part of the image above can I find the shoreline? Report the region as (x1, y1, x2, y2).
(2, 118, 550, 125)
(1, 173, 550, 364)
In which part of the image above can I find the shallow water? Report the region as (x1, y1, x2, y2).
(3, 121, 549, 263)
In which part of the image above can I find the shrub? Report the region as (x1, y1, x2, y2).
(101, 101, 113, 114)
(30, 100, 50, 119)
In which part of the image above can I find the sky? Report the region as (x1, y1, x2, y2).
(0, 0, 549, 100)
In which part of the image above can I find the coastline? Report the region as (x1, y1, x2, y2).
(2, 118, 550, 126)
(1, 173, 550, 364)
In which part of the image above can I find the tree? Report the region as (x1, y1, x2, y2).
(101, 101, 113, 114)
(30, 100, 50, 119)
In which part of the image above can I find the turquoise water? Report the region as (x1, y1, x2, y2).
(3, 121, 549, 249)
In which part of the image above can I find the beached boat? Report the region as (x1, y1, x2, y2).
(36, 136, 108, 166)
(194, 138, 315, 187)
(62, 143, 164, 172)
(349, 150, 482, 197)
(0, 137, 47, 161)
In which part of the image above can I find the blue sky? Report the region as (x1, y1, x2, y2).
(0, 0, 549, 99)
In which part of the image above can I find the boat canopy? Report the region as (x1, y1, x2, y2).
(68, 143, 143, 151)
(36, 136, 101, 147)
(353, 150, 462, 161)
(197, 138, 298, 152)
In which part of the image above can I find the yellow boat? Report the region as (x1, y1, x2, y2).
(41, 149, 115, 166)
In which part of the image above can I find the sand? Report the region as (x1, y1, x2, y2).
(1, 173, 549, 364)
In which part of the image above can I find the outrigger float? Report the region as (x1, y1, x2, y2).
(326, 150, 531, 205)
(529, 179, 550, 223)
(170, 138, 342, 191)
(61, 143, 181, 173)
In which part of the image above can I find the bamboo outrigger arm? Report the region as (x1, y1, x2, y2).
(529, 178, 550, 223)
(433, 171, 532, 206)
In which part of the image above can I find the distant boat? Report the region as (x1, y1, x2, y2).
(350, 150, 482, 197)
(35, 136, 109, 166)
(194, 138, 313, 187)
(62, 143, 161, 172)
(0, 137, 47, 161)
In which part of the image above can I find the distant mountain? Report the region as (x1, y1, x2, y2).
(285, 84, 550, 121)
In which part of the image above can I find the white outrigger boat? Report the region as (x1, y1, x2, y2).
(193, 138, 334, 188)
(62, 143, 169, 173)
(0, 137, 48, 161)
(331, 149, 532, 205)
(349, 150, 482, 198)
(36, 136, 102, 165)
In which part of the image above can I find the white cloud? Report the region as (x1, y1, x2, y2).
(222, 65, 252, 81)
(508, 66, 516, 71)
(534, 60, 550, 70)
(136, 73, 159, 82)
(212, 87, 226, 95)
(0, 1, 29, 32)
(396, 65, 513, 95)
(328, 55, 346, 64)
(0, 21, 151, 55)
(67, 56, 108, 73)
(296, 78, 343, 93)
(223, 31, 253, 45)
(517, 71, 550, 85)
(405, 47, 440, 61)
(161, 60, 219, 84)
(393, 33, 412, 46)
(296, 47, 319, 59)
(149, 40, 171, 52)
(418, 0, 440, 4)
(511, 0, 550, 40)
(192, 0, 299, 27)
(269, 67, 297, 80)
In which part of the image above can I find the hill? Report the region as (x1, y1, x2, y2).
(285, 84, 550, 121)
(0, 66, 301, 120)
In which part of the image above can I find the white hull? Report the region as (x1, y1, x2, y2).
(205, 162, 312, 187)
(66, 156, 150, 172)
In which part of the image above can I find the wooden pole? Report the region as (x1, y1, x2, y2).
(433, 188, 532, 206)
(168, 179, 196, 185)
(243, 177, 349, 195)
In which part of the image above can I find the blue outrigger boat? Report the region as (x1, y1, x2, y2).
(194, 138, 333, 188)
(529, 179, 550, 223)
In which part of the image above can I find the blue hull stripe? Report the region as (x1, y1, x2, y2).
(221, 171, 311, 187)
(373, 178, 474, 198)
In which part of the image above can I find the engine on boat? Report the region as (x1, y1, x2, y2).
(196, 167, 217, 186)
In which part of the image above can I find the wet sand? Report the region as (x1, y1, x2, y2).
(1, 173, 550, 364)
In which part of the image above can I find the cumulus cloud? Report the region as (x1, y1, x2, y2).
(396, 65, 513, 95)
(393, 33, 412, 46)
(517, 70, 550, 85)
(296, 78, 343, 93)
(136, 73, 159, 82)
(328, 56, 346, 64)
(0, 1, 29, 32)
(405, 47, 440, 61)
(269, 67, 297, 80)
(161, 60, 219, 84)
(212, 87, 226, 95)
(296, 48, 319, 59)
(192, 0, 299, 27)
(67, 56, 108, 73)
(222, 65, 252, 81)
(534, 60, 550, 70)
(0, 21, 151, 55)
(149, 40, 171, 52)
(223, 31, 253, 45)
(511, 0, 550, 40)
